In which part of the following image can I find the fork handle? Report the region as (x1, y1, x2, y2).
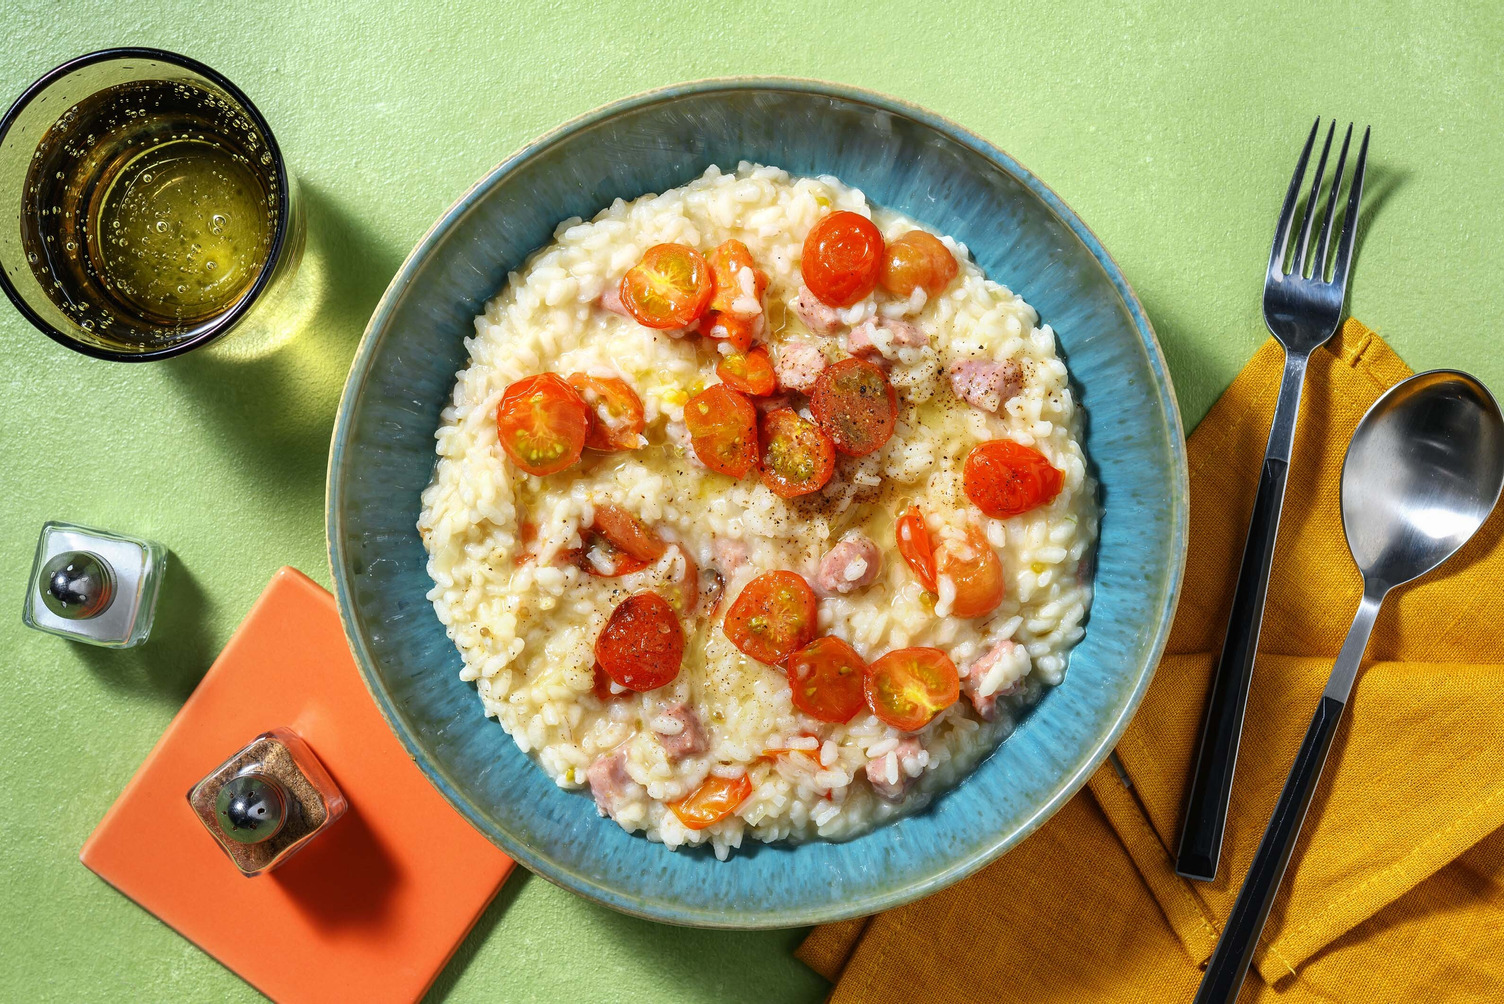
(1176, 352, 1309, 881)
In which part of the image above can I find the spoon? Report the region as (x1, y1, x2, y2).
(1195, 370, 1504, 1004)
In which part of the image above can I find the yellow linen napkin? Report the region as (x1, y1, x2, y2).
(798, 320, 1504, 1001)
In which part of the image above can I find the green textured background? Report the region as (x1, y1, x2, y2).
(2, 1, 1500, 1001)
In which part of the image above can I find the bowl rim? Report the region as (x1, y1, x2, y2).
(326, 75, 1189, 929)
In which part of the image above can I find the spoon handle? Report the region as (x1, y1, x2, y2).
(1193, 695, 1344, 1004)
(1177, 352, 1309, 881)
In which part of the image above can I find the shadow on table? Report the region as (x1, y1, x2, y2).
(162, 183, 405, 499)
(78, 554, 215, 704)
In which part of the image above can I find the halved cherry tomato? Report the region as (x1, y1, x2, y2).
(933, 527, 1004, 619)
(706, 239, 769, 314)
(620, 243, 714, 328)
(787, 636, 867, 723)
(716, 347, 777, 397)
(684, 384, 759, 477)
(723, 570, 819, 665)
(592, 662, 629, 702)
(808, 357, 898, 456)
(880, 230, 959, 298)
(496, 373, 590, 476)
(669, 773, 753, 830)
(592, 504, 668, 562)
(567, 373, 646, 451)
(698, 311, 759, 352)
(895, 505, 937, 593)
(759, 409, 836, 498)
(595, 592, 684, 691)
(566, 529, 649, 577)
(864, 647, 960, 731)
(963, 439, 1065, 518)
(801, 211, 885, 307)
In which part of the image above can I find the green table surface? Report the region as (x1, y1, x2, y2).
(3, 1, 1500, 1000)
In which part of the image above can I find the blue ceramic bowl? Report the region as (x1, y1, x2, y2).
(327, 79, 1188, 928)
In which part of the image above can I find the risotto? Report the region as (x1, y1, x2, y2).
(418, 163, 1096, 859)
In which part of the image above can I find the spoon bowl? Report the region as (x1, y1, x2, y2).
(1342, 370, 1504, 593)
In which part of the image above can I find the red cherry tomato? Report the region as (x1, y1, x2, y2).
(683, 384, 759, 477)
(759, 408, 836, 498)
(496, 373, 589, 476)
(895, 505, 937, 593)
(801, 211, 885, 307)
(592, 662, 629, 702)
(963, 440, 1065, 518)
(722, 570, 819, 665)
(864, 647, 960, 731)
(591, 504, 668, 562)
(706, 239, 768, 314)
(620, 243, 714, 328)
(698, 310, 759, 352)
(786, 636, 867, 724)
(808, 357, 898, 456)
(567, 373, 645, 451)
(934, 527, 1004, 619)
(594, 592, 684, 691)
(669, 773, 753, 830)
(716, 347, 777, 397)
(880, 230, 959, 298)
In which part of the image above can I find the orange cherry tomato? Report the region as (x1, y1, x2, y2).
(716, 347, 777, 397)
(801, 211, 885, 307)
(591, 504, 668, 562)
(933, 527, 1004, 619)
(567, 373, 646, 451)
(759, 408, 836, 498)
(566, 530, 649, 577)
(808, 357, 898, 456)
(963, 439, 1065, 518)
(683, 384, 759, 477)
(723, 570, 819, 665)
(592, 662, 629, 702)
(787, 636, 867, 724)
(895, 505, 937, 593)
(669, 773, 753, 830)
(698, 310, 759, 352)
(706, 239, 769, 314)
(594, 592, 684, 691)
(496, 373, 590, 476)
(620, 243, 714, 328)
(864, 647, 960, 732)
(880, 230, 959, 298)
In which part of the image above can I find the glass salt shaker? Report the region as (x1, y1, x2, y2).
(22, 520, 167, 648)
(187, 728, 347, 877)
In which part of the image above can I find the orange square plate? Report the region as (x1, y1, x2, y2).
(81, 567, 514, 1003)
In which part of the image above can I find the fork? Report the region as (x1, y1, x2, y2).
(1175, 118, 1370, 882)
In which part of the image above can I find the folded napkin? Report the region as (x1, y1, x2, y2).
(799, 319, 1504, 1002)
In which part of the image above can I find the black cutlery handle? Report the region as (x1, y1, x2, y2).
(1194, 695, 1345, 1004)
(1176, 456, 1292, 881)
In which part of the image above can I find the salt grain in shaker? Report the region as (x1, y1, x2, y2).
(22, 521, 167, 648)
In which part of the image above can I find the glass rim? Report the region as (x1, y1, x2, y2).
(0, 46, 293, 362)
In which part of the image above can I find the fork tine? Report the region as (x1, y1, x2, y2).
(1268, 118, 1321, 277)
(1292, 121, 1336, 278)
(1312, 123, 1353, 281)
(1329, 126, 1371, 295)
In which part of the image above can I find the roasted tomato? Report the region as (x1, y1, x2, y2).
(933, 527, 1004, 619)
(723, 570, 819, 665)
(864, 647, 960, 731)
(567, 373, 646, 451)
(801, 211, 885, 307)
(683, 384, 759, 477)
(895, 505, 937, 593)
(592, 662, 629, 702)
(620, 243, 714, 328)
(568, 530, 649, 577)
(669, 773, 753, 830)
(595, 592, 685, 691)
(786, 636, 867, 724)
(808, 357, 898, 456)
(716, 347, 777, 397)
(698, 311, 759, 352)
(879, 230, 959, 298)
(706, 239, 769, 314)
(759, 409, 836, 498)
(963, 439, 1065, 518)
(496, 373, 590, 476)
(591, 504, 667, 562)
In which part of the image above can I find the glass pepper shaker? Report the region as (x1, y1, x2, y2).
(22, 520, 167, 648)
(187, 728, 347, 877)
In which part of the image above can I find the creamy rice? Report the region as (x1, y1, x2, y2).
(418, 163, 1096, 858)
